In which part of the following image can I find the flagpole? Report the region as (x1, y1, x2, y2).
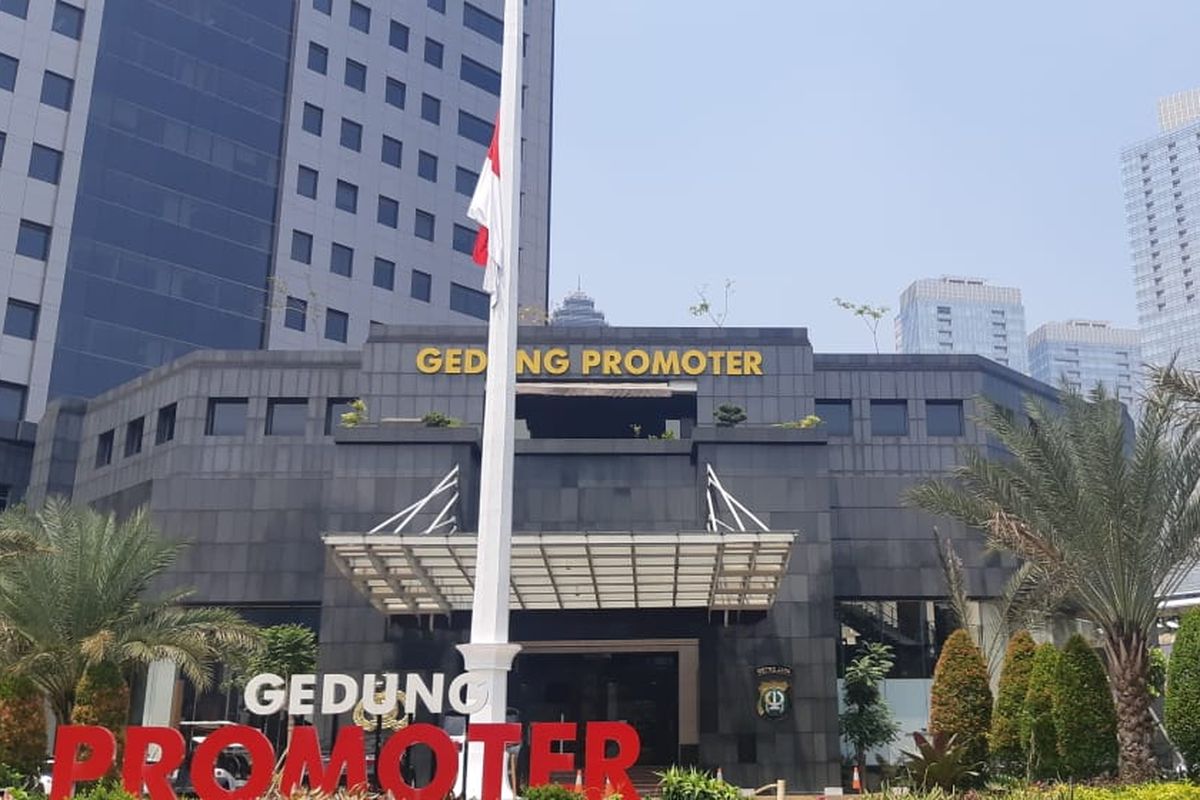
(457, 0, 523, 797)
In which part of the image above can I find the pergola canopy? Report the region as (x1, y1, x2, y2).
(324, 531, 797, 616)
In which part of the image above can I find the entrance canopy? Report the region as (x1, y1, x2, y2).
(323, 531, 797, 616)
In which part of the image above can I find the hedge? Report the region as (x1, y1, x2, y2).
(1020, 642, 1060, 780)
(929, 628, 993, 770)
(1166, 606, 1200, 777)
(1053, 634, 1117, 779)
(989, 630, 1036, 775)
(0, 674, 46, 775)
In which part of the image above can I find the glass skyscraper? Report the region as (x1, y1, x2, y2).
(0, 0, 554, 422)
(1123, 91, 1200, 372)
(894, 276, 1028, 373)
(1027, 320, 1140, 407)
(550, 288, 607, 327)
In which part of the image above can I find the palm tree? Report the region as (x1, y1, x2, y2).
(906, 385, 1200, 782)
(0, 499, 260, 724)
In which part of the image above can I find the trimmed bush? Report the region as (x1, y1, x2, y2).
(1020, 642, 1060, 780)
(1167, 607, 1200, 777)
(0, 674, 46, 776)
(1053, 634, 1117, 779)
(929, 629, 993, 771)
(72, 662, 130, 761)
(989, 630, 1036, 775)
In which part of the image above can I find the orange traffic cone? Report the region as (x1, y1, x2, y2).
(574, 770, 584, 792)
(715, 767, 724, 783)
(851, 765, 862, 793)
(604, 777, 614, 798)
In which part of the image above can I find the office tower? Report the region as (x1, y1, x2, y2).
(1027, 320, 1140, 407)
(1123, 92, 1200, 373)
(895, 276, 1028, 373)
(0, 0, 554, 422)
(550, 287, 607, 327)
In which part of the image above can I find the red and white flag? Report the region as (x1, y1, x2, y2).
(468, 120, 504, 300)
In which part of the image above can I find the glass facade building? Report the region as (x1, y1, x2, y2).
(1123, 94, 1200, 373)
(894, 276, 1029, 373)
(1027, 320, 1140, 408)
(550, 288, 608, 327)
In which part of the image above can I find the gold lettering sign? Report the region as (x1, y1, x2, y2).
(415, 347, 765, 376)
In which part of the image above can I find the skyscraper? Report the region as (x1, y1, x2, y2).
(0, 0, 554, 423)
(1027, 320, 1140, 406)
(895, 276, 1028, 373)
(550, 287, 607, 327)
(1123, 92, 1200, 372)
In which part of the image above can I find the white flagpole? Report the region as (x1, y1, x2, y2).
(457, 0, 523, 797)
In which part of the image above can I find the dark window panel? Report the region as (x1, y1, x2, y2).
(297, 165, 318, 198)
(41, 71, 73, 110)
(335, 180, 358, 213)
(307, 41, 328, 74)
(452, 224, 476, 256)
(325, 308, 348, 342)
(463, 2, 502, 43)
(302, 103, 324, 135)
(814, 400, 852, 436)
(206, 398, 248, 436)
(155, 403, 177, 444)
(124, 416, 144, 457)
(870, 400, 908, 436)
(0, 0, 26, 20)
(414, 209, 435, 241)
(418, 150, 438, 182)
(340, 117, 362, 151)
(0, 53, 16, 92)
(373, 257, 395, 290)
(313, 0, 331, 14)
(16, 220, 51, 261)
(377, 195, 399, 228)
(450, 282, 488, 320)
(460, 55, 500, 96)
(386, 77, 406, 109)
(267, 398, 308, 435)
(52, 1, 84, 38)
(29, 144, 64, 184)
(344, 58, 366, 91)
(420, 93, 441, 124)
(411, 269, 431, 302)
(926, 400, 964, 437)
(291, 230, 313, 263)
(349, 1, 370, 33)
(94, 428, 114, 467)
(428, 0, 445, 12)
(456, 166, 478, 196)
(325, 397, 354, 435)
(424, 38, 444, 68)
(330, 242, 354, 277)
(4, 299, 38, 340)
(381, 135, 402, 167)
(457, 110, 493, 146)
(389, 20, 409, 51)
(284, 296, 307, 331)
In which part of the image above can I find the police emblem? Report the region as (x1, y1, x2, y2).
(754, 665, 792, 720)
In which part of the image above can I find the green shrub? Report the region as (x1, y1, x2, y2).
(929, 629, 993, 772)
(1053, 634, 1117, 779)
(1167, 606, 1200, 777)
(989, 630, 1036, 775)
(421, 410, 462, 428)
(71, 662, 130, 770)
(523, 786, 585, 800)
(900, 731, 981, 791)
(1020, 643, 1060, 780)
(0, 674, 46, 776)
(73, 782, 137, 800)
(713, 404, 746, 428)
(657, 766, 739, 800)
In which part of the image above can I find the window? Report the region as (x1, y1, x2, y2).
(41, 71, 73, 110)
(414, 209, 435, 241)
(870, 400, 907, 436)
(0, 485, 8, 512)
(302, 103, 324, 135)
(926, 400, 963, 437)
(936, 305, 951, 315)
(421, 93, 441, 124)
(95, 429, 114, 467)
(411, 269, 432, 302)
(452, 224, 476, 255)
(344, 58, 366, 91)
(377, 195, 399, 228)
(457, 110, 493, 146)
(385, 77, 406, 109)
(373, 258, 395, 290)
(267, 399, 308, 436)
(156, 403, 177, 444)
(307, 42, 328, 74)
(460, 56, 500, 95)
(418, 150, 438, 181)
(428, 0, 445, 11)
(814, 400, 852, 436)
(838, 600, 956, 679)
(390, 20, 409, 50)
(456, 166, 478, 196)
(4, 299, 38, 340)
(0, 0, 25, 19)
(291, 230, 313, 263)
(124, 417, 144, 457)
(330, 242, 354, 277)
(335, 180, 358, 213)
(424, 38, 444, 68)
(24, 143, 61, 185)
(313, 0, 331, 14)
(52, 2, 84, 39)
(349, 1, 370, 32)
(0, 54, 14, 92)
(450, 282, 488, 320)
(463, 2, 503, 43)
(206, 399, 248, 436)
(340, 117, 362, 150)
(325, 308, 349, 343)
(0, 132, 5, 165)
(325, 398, 355, 435)
(297, 165, 318, 199)
(284, 296, 308, 331)
(16, 220, 51, 261)
(381, 135, 402, 167)
(0, 383, 25, 421)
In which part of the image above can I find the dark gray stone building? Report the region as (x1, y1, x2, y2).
(24, 325, 1055, 791)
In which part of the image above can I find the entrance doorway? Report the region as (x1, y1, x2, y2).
(510, 651, 680, 767)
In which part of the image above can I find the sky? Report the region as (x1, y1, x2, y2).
(547, 1, 1200, 353)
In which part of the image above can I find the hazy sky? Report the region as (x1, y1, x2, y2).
(547, 1, 1200, 352)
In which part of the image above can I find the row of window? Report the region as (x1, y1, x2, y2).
(307, 33, 499, 97)
(814, 398, 964, 437)
(311, 0, 501, 47)
(94, 403, 177, 467)
(0, 0, 83, 38)
(299, 91, 493, 147)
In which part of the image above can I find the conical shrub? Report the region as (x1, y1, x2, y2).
(989, 630, 1036, 775)
(1166, 607, 1200, 777)
(0, 674, 46, 776)
(1020, 643, 1060, 780)
(929, 629, 993, 771)
(1053, 634, 1117, 779)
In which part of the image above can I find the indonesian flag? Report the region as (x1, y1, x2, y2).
(468, 119, 503, 300)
